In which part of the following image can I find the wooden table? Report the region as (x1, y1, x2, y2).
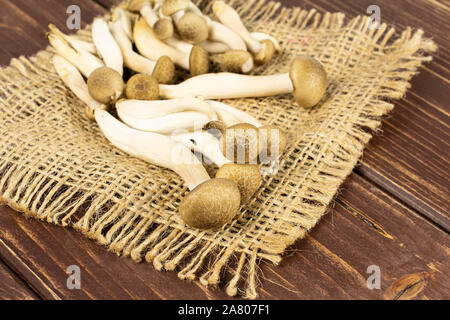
(0, 0, 448, 300)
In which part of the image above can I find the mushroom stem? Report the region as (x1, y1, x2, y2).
(92, 18, 124, 75)
(52, 55, 106, 119)
(95, 109, 210, 191)
(48, 29, 104, 78)
(171, 131, 231, 167)
(212, 1, 261, 53)
(198, 40, 229, 53)
(116, 97, 216, 120)
(160, 72, 292, 100)
(118, 111, 212, 134)
(165, 36, 229, 55)
(48, 24, 97, 54)
(112, 7, 133, 40)
(134, 17, 190, 70)
(110, 19, 157, 75)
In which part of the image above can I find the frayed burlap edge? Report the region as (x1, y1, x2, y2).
(0, 0, 436, 299)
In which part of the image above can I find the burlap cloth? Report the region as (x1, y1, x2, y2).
(0, 0, 436, 299)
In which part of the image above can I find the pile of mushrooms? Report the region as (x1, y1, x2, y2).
(49, 0, 328, 230)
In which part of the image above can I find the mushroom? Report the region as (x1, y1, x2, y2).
(171, 130, 231, 167)
(112, 7, 133, 40)
(48, 24, 97, 54)
(153, 18, 174, 40)
(174, 12, 209, 44)
(213, 1, 275, 64)
(258, 124, 287, 163)
(207, 101, 262, 128)
(92, 18, 124, 75)
(95, 109, 241, 229)
(87, 66, 124, 104)
(159, 56, 328, 108)
(178, 178, 240, 229)
(210, 50, 254, 74)
(185, 1, 246, 51)
(250, 32, 281, 52)
(127, 0, 173, 40)
(110, 19, 175, 84)
(95, 108, 209, 190)
(189, 45, 209, 76)
(164, 34, 229, 55)
(116, 97, 217, 133)
(52, 55, 107, 120)
(125, 74, 159, 100)
(220, 123, 262, 164)
(134, 17, 209, 72)
(198, 40, 229, 54)
(48, 27, 104, 78)
(216, 164, 261, 203)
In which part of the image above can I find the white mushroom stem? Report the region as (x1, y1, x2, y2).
(165, 35, 228, 54)
(92, 18, 124, 75)
(116, 97, 216, 120)
(198, 40, 229, 53)
(159, 72, 293, 100)
(110, 20, 157, 74)
(140, 1, 160, 26)
(207, 101, 262, 128)
(134, 18, 190, 70)
(112, 7, 133, 40)
(95, 109, 210, 190)
(251, 32, 281, 52)
(52, 55, 105, 116)
(171, 131, 231, 167)
(48, 24, 97, 54)
(118, 111, 212, 134)
(48, 32, 104, 78)
(213, 1, 262, 54)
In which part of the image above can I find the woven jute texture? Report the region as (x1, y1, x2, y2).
(0, 0, 436, 298)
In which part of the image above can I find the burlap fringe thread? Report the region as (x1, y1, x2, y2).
(0, 0, 436, 299)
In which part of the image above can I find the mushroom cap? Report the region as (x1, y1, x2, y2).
(127, 0, 149, 12)
(151, 55, 175, 84)
(179, 178, 241, 229)
(254, 39, 276, 65)
(87, 67, 124, 104)
(216, 164, 261, 203)
(258, 124, 287, 162)
(162, 0, 189, 16)
(177, 12, 209, 44)
(212, 50, 254, 73)
(289, 56, 328, 108)
(189, 45, 209, 76)
(220, 123, 261, 164)
(153, 18, 174, 40)
(125, 73, 159, 100)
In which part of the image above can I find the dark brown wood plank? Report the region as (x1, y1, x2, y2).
(0, 204, 231, 300)
(0, 0, 107, 66)
(255, 173, 449, 299)
(0, 259, 39, 300)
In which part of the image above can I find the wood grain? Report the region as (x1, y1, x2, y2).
(0, 173, 448, 300)
(0, 259, 38, 300)
(0, 0, 448, 300)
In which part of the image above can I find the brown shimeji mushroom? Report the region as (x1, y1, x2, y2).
(160, 56, 328, 108)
